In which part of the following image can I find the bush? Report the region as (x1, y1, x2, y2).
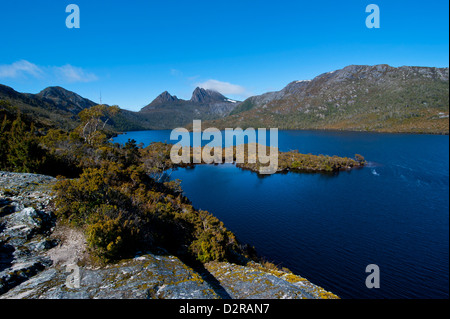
(0, 111, 46, 173)
(86, 213, 132, 262)
(53, 161, 244, 263)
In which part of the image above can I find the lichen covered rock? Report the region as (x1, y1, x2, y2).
(1, 254, 218, 299)
(205, 261, 339, 299)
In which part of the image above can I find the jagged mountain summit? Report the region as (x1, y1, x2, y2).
(143, 91, 180, 110)
(138, 87, 241, 129)
(190, 87, 228, 104)
(141, 87, 239, 111)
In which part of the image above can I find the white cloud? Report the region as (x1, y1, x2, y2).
(196, 79, 251, 98)
(0, 60, 98, 83)
(0, 60, 44, 79)
(54, 64, 98, 83)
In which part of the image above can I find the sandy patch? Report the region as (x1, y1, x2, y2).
(45, 224, 90, 267)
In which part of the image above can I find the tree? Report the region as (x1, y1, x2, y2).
(355, 154, 366, 164)
(0, 114, 10, 169)
(123, 139, 140, 167)
(77, 105, 119, 146)
(140, 142, 175, 182)
(6, 112, 45, 173)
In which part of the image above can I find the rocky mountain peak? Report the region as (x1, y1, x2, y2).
(138, 87, 241, 123)
(141, 91, 179, 111)
(190, 87, 227, 104)
(155, 91, 178, 103)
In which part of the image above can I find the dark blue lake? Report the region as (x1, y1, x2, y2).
(114, 130, 449, 299)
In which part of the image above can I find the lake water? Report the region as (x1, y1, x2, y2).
(113, 130, 449, 299)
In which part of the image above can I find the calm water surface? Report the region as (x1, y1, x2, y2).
(114, 130, 449, 299)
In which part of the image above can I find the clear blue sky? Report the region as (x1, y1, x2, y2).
(0, 0, 448, 111)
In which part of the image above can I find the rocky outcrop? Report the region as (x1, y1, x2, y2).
(205, 262, 338, 299)
(0, 171, 338, 299)
(0, 172, 57, 295)
(0, 253, 219, 299)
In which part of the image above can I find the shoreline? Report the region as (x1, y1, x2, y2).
(114, 127, 450, 139)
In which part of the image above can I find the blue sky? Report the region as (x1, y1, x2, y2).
(0, 0, 448, 111)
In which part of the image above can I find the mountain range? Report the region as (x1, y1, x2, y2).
(0, 85, 241, 132)
(0, 84, 92, 130)
(202, 64, 449, 134)
(1, 64, 448, 134)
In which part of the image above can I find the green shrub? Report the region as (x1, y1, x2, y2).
(0, 111, 46, 173)
(53, 161, 243, 263)
(86, 213, 130, 262)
